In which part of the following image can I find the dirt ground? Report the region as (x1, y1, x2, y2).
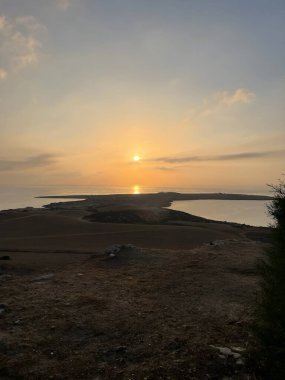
(0, 207, 268, 379)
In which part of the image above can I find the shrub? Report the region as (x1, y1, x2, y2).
(253, 180, 285, 379)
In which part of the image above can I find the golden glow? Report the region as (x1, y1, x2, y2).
(133, 155, 140, 162)
(133, 185, 140, 194)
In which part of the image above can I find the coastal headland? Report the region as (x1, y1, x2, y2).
(0, 193, 272, 379)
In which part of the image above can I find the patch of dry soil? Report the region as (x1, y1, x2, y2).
(0, 240, 263, 379)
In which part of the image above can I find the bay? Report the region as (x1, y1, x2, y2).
(168, 199, 272, 227)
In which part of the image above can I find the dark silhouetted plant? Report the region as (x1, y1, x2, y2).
(253, 179, 285, 379)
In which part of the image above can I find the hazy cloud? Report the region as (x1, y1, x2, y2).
(0, 14, 44, 76)
(147, 150, 285, 164)
(0, 154, 57, 172)
(0, 68, 7, 81)
(155, 166, 176, 171)
(187, 88, 256, 120)
(221, 88, 255, 106)
(56, 0, 72, 10)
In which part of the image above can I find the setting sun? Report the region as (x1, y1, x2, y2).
(133, 155, 140, 162)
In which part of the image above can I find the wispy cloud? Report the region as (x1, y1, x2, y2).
(0, 154, 57, 172)
(0, 14, 45, 76)
(0, 68, 7, 81)
(56, 0, 72, 10)
(219, 88, 255, 106)
(187, 88, 256, 121)
(155, 166, 176, 171)
(147, 150, 285, 164)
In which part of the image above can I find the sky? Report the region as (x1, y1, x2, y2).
(0, 0, 284, 190)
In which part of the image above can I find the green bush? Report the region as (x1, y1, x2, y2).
(253, 180, 285, 379)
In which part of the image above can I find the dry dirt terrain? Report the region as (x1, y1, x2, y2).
(0, 204, 269, 379)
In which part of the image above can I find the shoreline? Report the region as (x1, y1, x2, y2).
(37, 191, 273, 209)
(0, 192, 272, 228)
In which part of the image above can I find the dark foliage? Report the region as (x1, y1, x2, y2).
(253, 180, 285, 379)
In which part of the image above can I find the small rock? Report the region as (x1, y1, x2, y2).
(33, 273, 55, 281)
(0, 274, 13, 281)
(211, 240, 226, 247)
(104, 244, 137, 257)
(210, 345, 244, 361)
(231, 346, 246, 353)
(232, 352, 241, 359)
(113, 345, 127, 353)
(0, 304, 7, 315)
(125, 244, 136, 249)
(236, 358, 245, 366)
(210, 345, 233, 356)
(0, 255, 10, 260)
(104, 244, 122, 255)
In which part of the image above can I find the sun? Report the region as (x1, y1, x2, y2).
(133, 155, 140, 162)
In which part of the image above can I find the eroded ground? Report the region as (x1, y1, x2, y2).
(0, 205, 269, 379)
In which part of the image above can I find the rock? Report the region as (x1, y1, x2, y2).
(211, 240, 226, 247)
(210, 345, 233, 356)
(232, 352, 241, 359)
(104, 244, 122, 256)
(236, 358, 245, 366)
(210, 345, 244, 360)
(124, 244, 136, 249)
(231, 346, 246, 353)
(104, 244, 137, 258)
(0, 304, 7, 315)
(113, 345, 127, 353)
(33, 273, 55, 281)
(0, 274, 13, 281)
(0, 255, 11, 260)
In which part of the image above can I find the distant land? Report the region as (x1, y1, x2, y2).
(38, 192, 273, 209)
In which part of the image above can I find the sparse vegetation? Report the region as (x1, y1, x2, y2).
(253, 180, 285, 379)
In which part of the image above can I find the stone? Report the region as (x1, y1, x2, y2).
(0, 304, 7, 315)
(231, 346, 246, 353)
(33, 273, 55, 281)
(0, 256, 10, 260)
(210, 345, 244, 360)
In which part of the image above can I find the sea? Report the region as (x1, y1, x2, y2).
(0, 185, 273, 227)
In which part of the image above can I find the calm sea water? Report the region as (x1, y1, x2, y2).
(0, 185, 189, 210)
(168, 200, 272, 227)
(0, 185, 272, 226)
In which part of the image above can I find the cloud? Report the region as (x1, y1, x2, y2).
(147, 150, 285, 164)
(0, 68, 7, 81)
(187, 88, 256, 120)
(0, 14, 45, 76)
(220, 88, 255, 106)
(0, 154, 57, 172)
(0, 15, 7, 30)
(56, 0, 72, 10)
(155, 166, 176, 171)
